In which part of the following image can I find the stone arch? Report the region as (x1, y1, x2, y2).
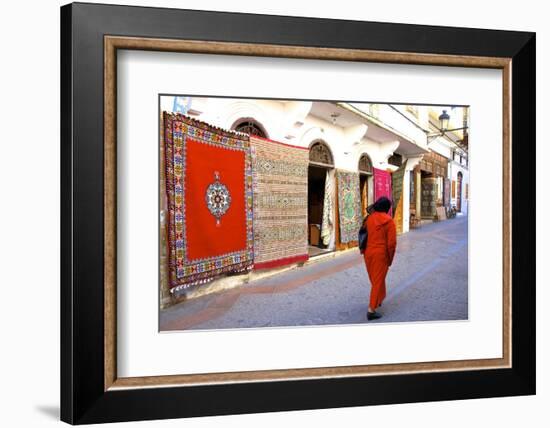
(220, 100, 272, 138)
(232, 118, 268, 138)
(358, 153, 374, 216)
(308, 140, 334, 168)
(358, 153, 373, 174)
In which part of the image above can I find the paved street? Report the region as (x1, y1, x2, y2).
(160, 216, 468, 331)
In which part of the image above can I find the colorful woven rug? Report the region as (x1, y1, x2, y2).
(250, 135, 309, 269)
(336, 170, 362, 244)
(373, 167, 393, 216)
(163, 113, 254, 292)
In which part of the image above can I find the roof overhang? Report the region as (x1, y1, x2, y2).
(337, 103, 429, 155)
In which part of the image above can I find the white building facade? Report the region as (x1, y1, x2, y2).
(426, 107, 470, 216)
(160, 96, 468, 243)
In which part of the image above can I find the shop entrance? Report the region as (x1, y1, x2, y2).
(308, 165, 328, 254)
(457, 171, 463, 212)
(419, 152, 448, 221)
(421, 172, 437, 219)
(308, 141, 334, 257)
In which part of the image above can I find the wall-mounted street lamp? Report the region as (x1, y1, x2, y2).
(387, 104, 467, 145)
(428, 109, 468, 143)
(439, 110, 450, 131)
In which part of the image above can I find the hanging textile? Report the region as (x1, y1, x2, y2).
(250, 135, 309, 269)
(336, 170, 362, 244)
(391, 162, 407, 233)
(391, 162, 407, 218)
(373, 167, 393, 216)
(321, 170, 333, 246)
(163, 112, 254, 292)
(361, 177, 368, 217)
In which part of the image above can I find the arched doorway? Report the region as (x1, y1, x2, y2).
(457, 171, 463, 212)
(358, 153, 373, 216)
(233, 119, 268, 138)
(308, 141, 334, 256)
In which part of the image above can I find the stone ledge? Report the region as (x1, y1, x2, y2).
(165, 247, 358, 306)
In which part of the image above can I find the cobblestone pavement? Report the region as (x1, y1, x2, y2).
(160, 216, 468, 330)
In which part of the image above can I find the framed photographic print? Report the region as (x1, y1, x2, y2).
(60, 2, 535, 424)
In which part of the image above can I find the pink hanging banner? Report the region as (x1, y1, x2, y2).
(373, 167, 393, 216)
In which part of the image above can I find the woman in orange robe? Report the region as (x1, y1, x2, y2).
(363, 196, 397, 320)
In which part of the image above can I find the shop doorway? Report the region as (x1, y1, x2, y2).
(421, 171, 437, 219)
(457, 171, 463, 212)
(308, 165, 328, 255)
(419, 152, 448, 222)
(308, 141, 334, 257)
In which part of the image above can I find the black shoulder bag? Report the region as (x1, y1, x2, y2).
(358, 216, 369, 254)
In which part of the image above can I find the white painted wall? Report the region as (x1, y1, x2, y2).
(377, 104, 429, 147)
(162, 96, 440, 233)
(161, 96, 403, 172)
(429, 136, 453, 159)
(449, 160, 470, 215)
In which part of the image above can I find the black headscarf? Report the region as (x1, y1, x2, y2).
(371, 196, 392, 214)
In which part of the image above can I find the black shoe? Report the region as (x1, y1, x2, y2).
(367, 311, 382, 321)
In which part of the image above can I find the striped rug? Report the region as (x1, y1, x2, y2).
(250, 136, 309, 269)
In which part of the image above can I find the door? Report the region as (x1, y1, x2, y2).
(457, 172, 463, 212)
(421, 177, 437, 218)
(307, 165, 326, 247)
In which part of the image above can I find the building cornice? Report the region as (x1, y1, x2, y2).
(336, 102, 428, 154)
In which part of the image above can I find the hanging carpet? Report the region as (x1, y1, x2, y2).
(336, 169, 362, 245)
(373, 167, 393, 216)
(250, 135, 309, 269)
(163, 112, 254, 292)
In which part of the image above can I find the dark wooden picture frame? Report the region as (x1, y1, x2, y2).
(61, 2, 535, 424)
